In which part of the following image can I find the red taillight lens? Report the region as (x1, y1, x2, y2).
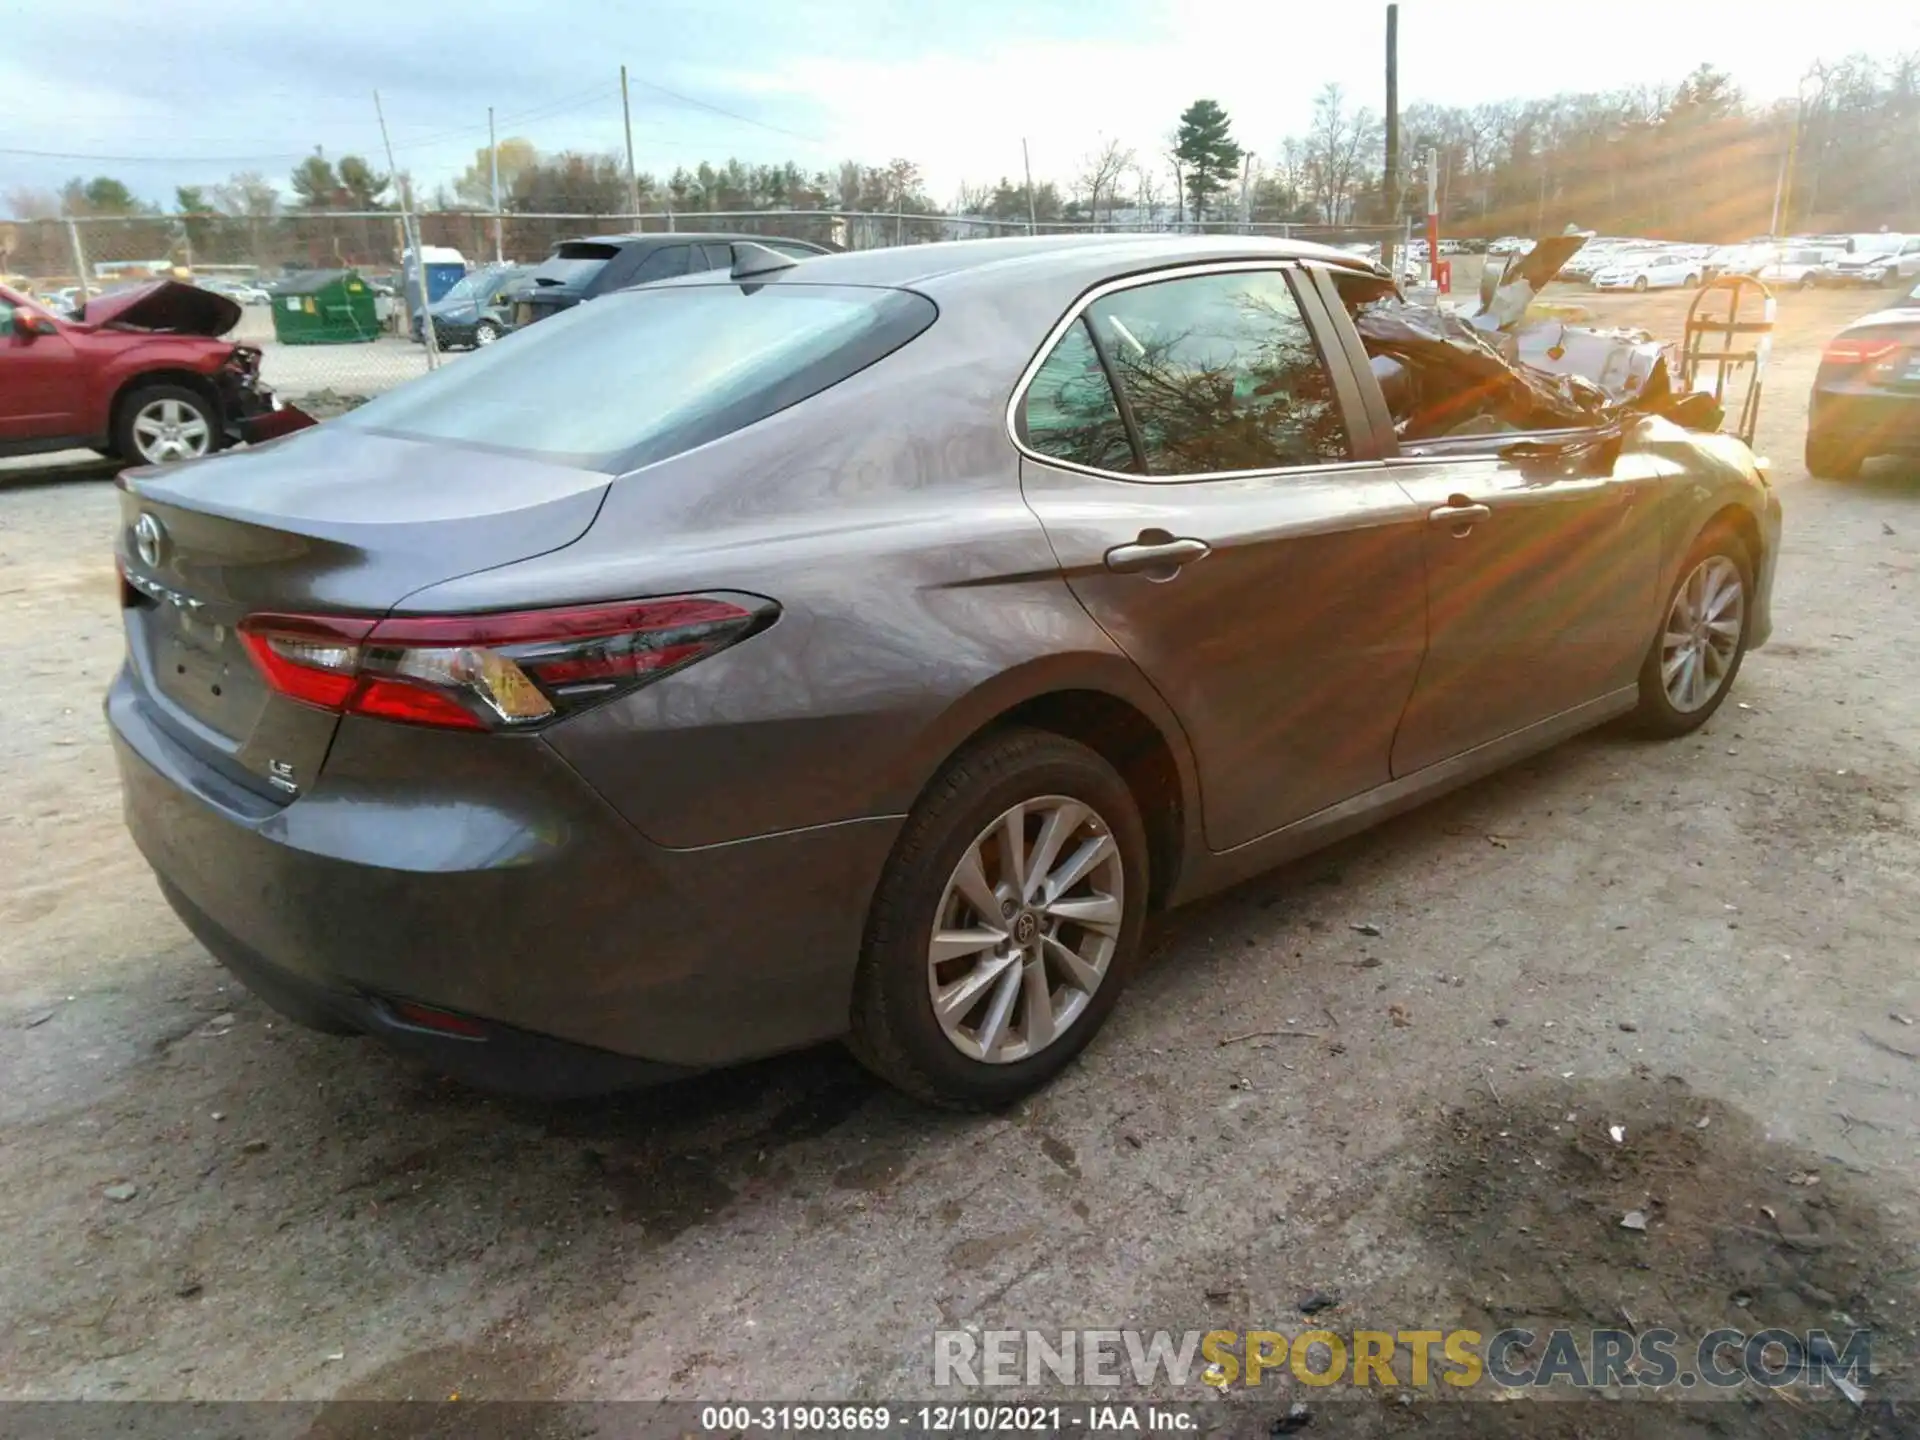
(239, 595, 771, 731)
(1823, 337, 1904, 367)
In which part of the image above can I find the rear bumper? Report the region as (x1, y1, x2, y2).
(108, 668, 899, 1093)
(1809, 390, 1920, 455)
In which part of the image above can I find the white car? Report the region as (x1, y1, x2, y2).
(197, 277, 271, 306)
(1705, 244, 1772, 279)
(1757, 246, 1844, 290)
(1820, 236, 1920, 288)
(1487, 236, 1530, 256)
(1591, 249, 1708, 291)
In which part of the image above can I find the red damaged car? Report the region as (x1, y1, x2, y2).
(0, 280, 287, 466)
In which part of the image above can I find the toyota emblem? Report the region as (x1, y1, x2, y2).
(134, 513, 165, 568)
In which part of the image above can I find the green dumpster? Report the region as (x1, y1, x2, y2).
(269, 269, 379, 344)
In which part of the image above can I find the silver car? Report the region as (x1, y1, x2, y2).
(107, 235, 1782, 1107)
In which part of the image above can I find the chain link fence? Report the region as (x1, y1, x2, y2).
(4, 211, 1420, 405)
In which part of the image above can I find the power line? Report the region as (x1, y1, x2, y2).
(626, 71, 827, 146)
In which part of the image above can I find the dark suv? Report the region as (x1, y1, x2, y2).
(507, 233, 831, 327)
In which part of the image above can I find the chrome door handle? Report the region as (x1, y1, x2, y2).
(1104, 537, 1211, 574)
(1429, 502, 1491, 535)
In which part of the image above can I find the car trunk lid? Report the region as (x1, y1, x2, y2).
(115, 426, 610, 802)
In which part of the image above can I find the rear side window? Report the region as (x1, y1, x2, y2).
(620, 245, 691, 287)
(1022, 320, 1135, 473)
(1084, 269, 1349, 476)
(342, 283, 937, 472)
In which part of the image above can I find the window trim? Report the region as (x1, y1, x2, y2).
(1006, 260, 1378, 483)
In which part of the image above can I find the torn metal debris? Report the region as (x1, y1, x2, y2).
(1350, 231, 1736, 442)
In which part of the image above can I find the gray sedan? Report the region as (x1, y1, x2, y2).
(106, 235, 1781, 1107)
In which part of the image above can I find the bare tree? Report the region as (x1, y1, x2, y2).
(1301, 83, 1380, 223)
(1132, 161, 1162, 227)
(1078, 138, 1136, 225)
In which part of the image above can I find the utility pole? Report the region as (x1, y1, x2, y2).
(1426, 146, 1440, 283)
(1021, 139, 1039, 235)
(375, 89, 439, 370)
(1239, 152, 1254, 232)
(489, 105, 503, 263)
(65, 218, 90, 304)
(620, 65, 641, 225)
(1382, 3, 1400, 274)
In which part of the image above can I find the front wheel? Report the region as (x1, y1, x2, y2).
(115, 384, 217, 466)
(1800, 273, 1818, 290)
(847, 729, 1148, 1108)
(474, 320, 500, 347)
(1633, 275, 1649, 292)
(1685, 273, 1701, 288)
(1632, 529, 1753, 738)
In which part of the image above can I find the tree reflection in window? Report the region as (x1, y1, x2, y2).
(1088, 271, 1349, 475)
(1022, 318, 1137, 472)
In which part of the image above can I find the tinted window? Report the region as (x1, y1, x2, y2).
(342, 284, 936, 472)
(529, 242, 618, 288)
(0, 299, 13, 336)
(769, 242, 824, 259)
(625, 245, 691, 286)
(1022, 319, 1135, 473)
(1084, 270, 1348, 475)
(695, 244, 734, 271)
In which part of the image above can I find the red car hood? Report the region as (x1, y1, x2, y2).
(81, 280, 240, 337)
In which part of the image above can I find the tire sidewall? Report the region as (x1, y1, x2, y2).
(115, 384, 217, 466)
(865, 734, 1148, 1106)
(1636, 528, 1754, 735)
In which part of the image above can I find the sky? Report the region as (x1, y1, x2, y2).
(4, 0, 1919, 216)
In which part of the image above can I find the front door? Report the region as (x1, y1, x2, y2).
(1386, 432, 1663, 776)
(1017, 264, 1429, 852)
(0, 299, 81, 440)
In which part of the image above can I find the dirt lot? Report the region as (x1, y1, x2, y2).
(1, 278, 1917, 1434)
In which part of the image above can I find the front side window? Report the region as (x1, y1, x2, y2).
(1021, 319, 1135, 473)
(1083, 270, 1349, 476)
(0, 300, 14, 338)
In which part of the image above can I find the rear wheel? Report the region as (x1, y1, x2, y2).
(1799, 272, 1818, 290)
(114, 384, 216, 465)
(1805, 429, 1863, 480)
(1685, 273, 1701, 288)
(848, 729, 1148, 1108)
(1632, 527, 1753, 738)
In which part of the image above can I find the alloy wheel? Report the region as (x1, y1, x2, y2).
(476, 322, 499, 346)
(1661, 555, 1745, 713)
(131, 399, 211, 463)
(926, 795, 1124, 1065)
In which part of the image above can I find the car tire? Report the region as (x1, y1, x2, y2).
(847, 728, 1149, 1109)
(1685, 273, 1701, 288)
(1805, 429, 1863, 480)
(1631, 525, 1754, 739)
(1800, 273, 1817, 290)
(113, 384, 218, 466)
(474, 320, 500, 347)
(1633, 275, 1649, 292)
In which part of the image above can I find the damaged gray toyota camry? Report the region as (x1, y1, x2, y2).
(108, 235, 1781, 1107)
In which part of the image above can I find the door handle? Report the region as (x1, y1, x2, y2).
(1429, 501, 1491, 535)
(1104, 536, 1211, 575)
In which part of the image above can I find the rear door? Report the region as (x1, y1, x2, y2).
(1016, 263, 1429, 851)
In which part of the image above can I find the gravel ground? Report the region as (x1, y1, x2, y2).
(1, 280, 1917, 1435)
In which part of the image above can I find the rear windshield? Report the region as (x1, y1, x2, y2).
(341, 282, 936, 472)
(529, 242, 620, 287)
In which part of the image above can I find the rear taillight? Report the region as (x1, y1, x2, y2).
(239, 595, 773, 731)
(1823, 337, 1905, 368)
